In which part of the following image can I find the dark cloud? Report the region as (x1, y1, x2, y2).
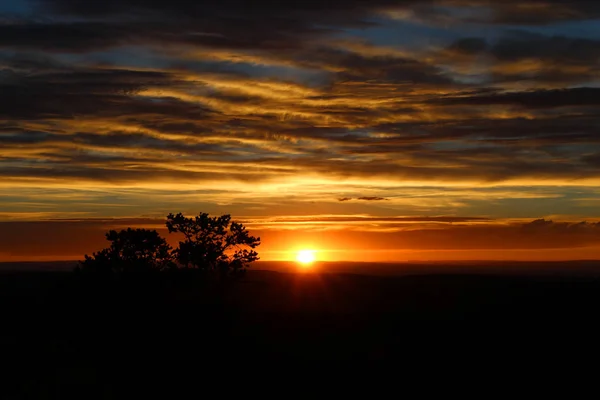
(373, 114, 600, 146)
(292, 47, 453, 85)
(447, 37, 488, 55)
(582, 153, 600, 168)
(487, 1, 600, 25)
(357, 197, 388, 201)
(0, 22, 130, 52)
(443, 32, 600, 84)
(431, 88, 600, 108)
(0, 66, 211, 120)
(521, 219, 600, 234)
(248, 150, 596, 184)
(337, 196, 389, 202)
(70, 132, 228, 155)
(0, 164, 279, 184)
(412, 1, 600, 25)
(491, 32, 600, 64)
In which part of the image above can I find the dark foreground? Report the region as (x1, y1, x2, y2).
(2, 267, 600, 395)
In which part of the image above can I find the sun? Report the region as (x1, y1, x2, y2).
(296, 249, 316, 265)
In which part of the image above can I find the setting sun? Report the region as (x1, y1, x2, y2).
(296, 250, 316, 264)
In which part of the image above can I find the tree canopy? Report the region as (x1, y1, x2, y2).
(79, 213, 260, 277)
(166, 212, 260, 274)
(79, 228, 174, 274)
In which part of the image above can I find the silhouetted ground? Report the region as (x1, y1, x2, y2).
(1, 263, 600, 396)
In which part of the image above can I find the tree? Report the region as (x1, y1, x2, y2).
(166, 212, 260, 274)
(79, 228, 174, 274)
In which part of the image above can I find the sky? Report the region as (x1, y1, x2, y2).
(2, 0, 600, 262)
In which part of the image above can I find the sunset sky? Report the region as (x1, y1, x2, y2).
(2, 0, 600, 262)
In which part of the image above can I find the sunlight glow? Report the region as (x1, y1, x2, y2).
(296, 249, 316, 264)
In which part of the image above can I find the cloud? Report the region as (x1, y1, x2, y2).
(521, 218, 600, 233)
(0, 66, 211, 120)
(582, 153, 600, 168)
(1, 0, 600, 227)
(441, 32, 600, 85)
(490, 32, 600, 64)
(431, 88, 600, 108)
(486, 1, 600, 25)
(337, 197, 388, 201)
(446, 37, 488, 55)
(389, 1, 600, 25)
(0, 22, 131, 52)
(357, 197, 388, 201)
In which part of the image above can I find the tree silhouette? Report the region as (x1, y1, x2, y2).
(79, 228, 174, 274)
(166, 212, 260, 274)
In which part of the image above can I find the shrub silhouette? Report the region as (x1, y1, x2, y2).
(79, 228, 174, 274)
(166, 212, 260, 275)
